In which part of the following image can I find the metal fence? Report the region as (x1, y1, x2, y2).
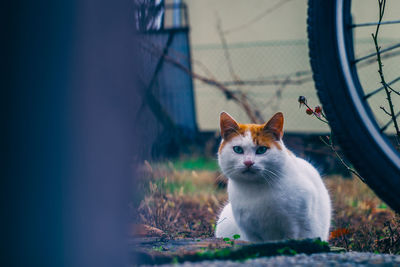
(191, 38, 399, 134)
(138, 3, 197, 136)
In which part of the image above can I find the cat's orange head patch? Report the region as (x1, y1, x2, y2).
(219, 112, 284, 153)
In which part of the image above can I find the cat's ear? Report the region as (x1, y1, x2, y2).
(263, 112, 284, 140)
(220, 112, 239, 140)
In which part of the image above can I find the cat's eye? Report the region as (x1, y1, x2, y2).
(256, 146, 268, 154)
(233, 146, 244, 154)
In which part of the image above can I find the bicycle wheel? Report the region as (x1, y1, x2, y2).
(307, 0, 400, 212)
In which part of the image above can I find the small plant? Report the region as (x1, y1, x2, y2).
(223, 234, 241, 247)
(152, 246, 164, 252)
(233, 234, 241, 240)
(298, 96, 364, 182)
(223, 237, 233, 246)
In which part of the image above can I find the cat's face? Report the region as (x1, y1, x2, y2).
(218, 112, 285, 184)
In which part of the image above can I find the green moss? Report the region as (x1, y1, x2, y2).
(171, 257, 179, 264)
(276, 247, 297, 255)
(236, 252, 260, 262)
(313, 238, 329, 247)
(196, 248, 233, 259)
(137, 238, 331, 264)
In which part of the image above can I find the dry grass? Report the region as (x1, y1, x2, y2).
(325, 177, 400, 254)
(132, 160, 227, 238)
(132, 159, 400, 254)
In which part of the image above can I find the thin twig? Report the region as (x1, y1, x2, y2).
(216, 13, 265, 123)
(299, 96, 365, 182)
(222, 0, 294, 35)
(140, 42, 262, 123)
(372, 0, 400, 144)
(387, 83, 400, 96)
(220, 76, 313, 86)
(216, 13, 241, 82)
(380, 111, 400, 132)
(380, 106, 392, 116)
(319, 136, 365, 182)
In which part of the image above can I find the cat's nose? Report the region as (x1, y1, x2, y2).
(243, 160, 254, 168)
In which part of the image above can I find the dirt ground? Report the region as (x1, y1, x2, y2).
(131, 157, 400, 255)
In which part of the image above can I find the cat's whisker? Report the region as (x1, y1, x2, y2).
(261, 169, 281, 184)
(264, 167, 285, 177)
(221, 166, 239, 176)
(267, 169, 283, 178)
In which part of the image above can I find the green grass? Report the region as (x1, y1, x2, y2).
(155, 177, 197, 194)
(172, 157, 219, 171)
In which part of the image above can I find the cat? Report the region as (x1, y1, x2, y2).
(215, 111, 331, 242)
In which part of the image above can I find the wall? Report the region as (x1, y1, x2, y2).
(184, 0, 400, 133)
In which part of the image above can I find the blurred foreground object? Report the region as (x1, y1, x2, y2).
(4, 0, 145, 266)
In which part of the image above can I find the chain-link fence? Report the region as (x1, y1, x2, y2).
(191, 38, 399, 134)
(192, 40, 326, 133)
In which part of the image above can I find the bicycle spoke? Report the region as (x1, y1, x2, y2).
(351, 19, 400, 28)
(364, 76, 400, 99)
(352, 43, 400, 64)
(381, 111, 400, 133)
(358, 50, 400, 69)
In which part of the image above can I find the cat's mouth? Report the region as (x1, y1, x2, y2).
(242, 168, 256, 174)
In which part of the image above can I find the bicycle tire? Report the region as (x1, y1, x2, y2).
(307, 0, 400, 212)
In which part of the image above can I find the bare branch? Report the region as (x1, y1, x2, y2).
(380, 106, 392, 116)
(387, 83, 400, 96)
(216, 12, 241, 82)
(222, 0, 294, 35)
(299, 96, 365, 182)
(372, 0, 400, 144)
(140, 42, 263, 123)
(318, 136, 365, 182)
(220, 75, 313, 86)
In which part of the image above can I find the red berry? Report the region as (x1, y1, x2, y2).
(306, 108, 313, 115)
(315, 106, 322, 113)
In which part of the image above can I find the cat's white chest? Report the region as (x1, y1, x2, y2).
(229, 182, 299, 241)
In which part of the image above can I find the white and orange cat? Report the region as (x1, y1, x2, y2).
(215, 112, 331, 242)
